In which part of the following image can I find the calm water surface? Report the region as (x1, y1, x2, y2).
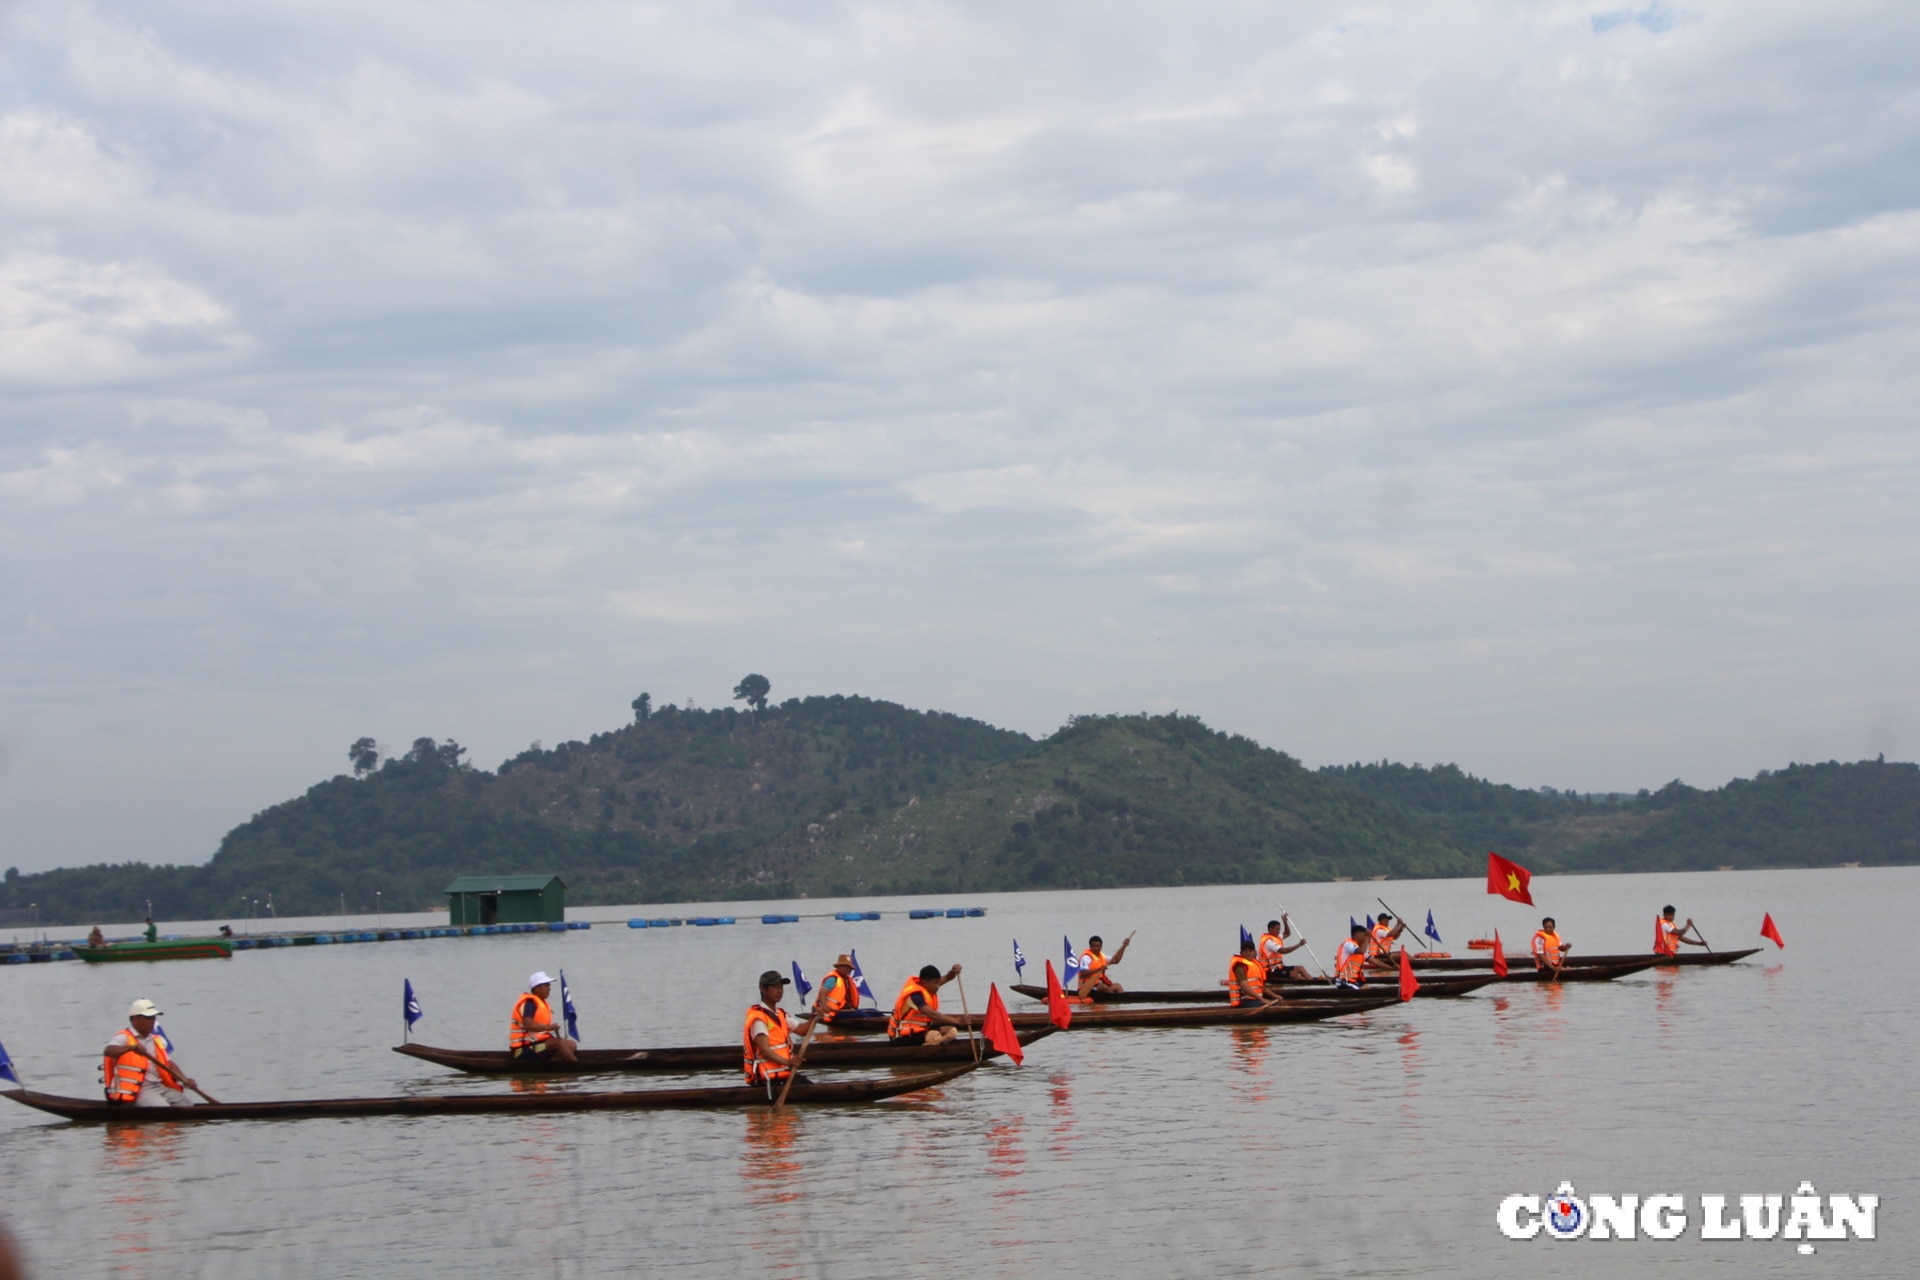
(1, 867, 1912, 1277)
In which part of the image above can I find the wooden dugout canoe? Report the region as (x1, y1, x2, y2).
(72, 939, 233, 963)
(0, 1065, 978, 1124)
(944, 994, 1402, 1032)
(1010, 975, 1502, 1004)
(1409, 948, 1761, 971)
(394, 1026, 1056, 1076)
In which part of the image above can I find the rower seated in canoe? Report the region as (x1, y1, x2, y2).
(1531, 919, 1570, 973)
(1364, 913, 1408, 972)
(1653, 906, 1706, 957)
(511, 972, 579, 1064)
(1333, 923, 1371, 989)
(1258, 917, 1310, 982)
(889, 964, 968, 1045)
(1076, 932, 1133, 996)
(810, 954, 864, 1023)
(1228, 938, 1278, 1008)
(104, 998, 203, 1107)
(745, 969, 817, 1089)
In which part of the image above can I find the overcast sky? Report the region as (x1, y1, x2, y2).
(3, 1, 1916, 873)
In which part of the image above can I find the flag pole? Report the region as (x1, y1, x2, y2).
(955, 973, 981, 1063)
(1277, 906, 1330, 979)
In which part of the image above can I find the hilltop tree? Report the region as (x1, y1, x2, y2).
(349, 737, 379, 776)
(632, 692, 651, 723)
(733, 673, 771, 713)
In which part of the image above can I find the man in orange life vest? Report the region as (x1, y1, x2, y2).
(1364, 912, 1408, 972)
(1076, 932, 1133, 997)
(1258, 918, 1309, 982)
(811, 954, 863, 1023)
(744, 969, 816, 1088)
(1333, 923, 1371, 989)
(1654, 906, 1705, 956)
(103, 998, 200, 1107)
(1228, 938, 1277, 1007)
(889, 963, 968, 1045)
(510, 972, 579, 1063)
(1531, 919, 1570, 973)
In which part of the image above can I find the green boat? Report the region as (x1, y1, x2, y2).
(73, 939, 233, 963)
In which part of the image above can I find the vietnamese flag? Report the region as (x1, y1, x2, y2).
(1043, 959, 1073, 1030)
(980, 984, 1024, 1064)
(1487, 852, 1533, 905)
(1397, 947, 1420, 1002)
(1760, 913, 1785, 949)
(1491, 929, 1508, 977)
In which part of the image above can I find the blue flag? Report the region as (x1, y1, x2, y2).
(1366, 914, 1376, 930)
(1240, 924, 1254, 948)
(0, 1034, 17, 1084)
(155, 1023, 175, 1054)
(849, 950, 875, 1002)
(559, 970, 580, 1043)
(403, 979, 423, 1035)
(1424, 910, 1443, 945)
(1063, 936, 1081, 984)
(791, 961, 812, 999)
(1012, 939, 1026, 978)
(1350, 916, 1360, 932)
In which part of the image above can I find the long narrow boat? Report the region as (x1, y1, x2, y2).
(1, 1065, 978, 1124)
(1409, 948, 1760, 972)
(1010, 975, 1502, 1005)
(72, 939, 233, 963)
(395, 1026, 1057, 1076)
(958, 994, 1401, 1032)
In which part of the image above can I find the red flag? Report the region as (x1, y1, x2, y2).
(1397, 947, 1420, 1002)
(980, 984, 1023, 1064)
(1487, 852, 1533, 904)
(1760, 913, 1785, 949)
(1043, 959, 1072, 1030)
(1491, 929, 1508, 977)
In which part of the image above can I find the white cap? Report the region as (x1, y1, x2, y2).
(529, 972, 553, 988)
(129, 998, 162, 1018)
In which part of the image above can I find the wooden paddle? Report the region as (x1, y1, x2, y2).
(954, 974, 980, 1062)
(1691, 922, 1715, 954)
(1277, 907, 1330, 979)
(772, 1010, 822, 1108)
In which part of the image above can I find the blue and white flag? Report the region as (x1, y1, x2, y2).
(1366, 914, 1376, 930)
(1062, 936, 1081, 984)
(1012, 939, 1026, 978)
(0, 1034, 17, 1084)
(1240, 924, 1254, 948)
(403, 979, 423, 1037)
(559, 970, 580, 1043)
(155, 1024, 175, 1054)
(849, 950, 876, 1002)
(791, 961, 812, 999)
(1424, 910, 1443, 945)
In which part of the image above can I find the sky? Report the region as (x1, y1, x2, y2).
(2, 1, 1917, 873)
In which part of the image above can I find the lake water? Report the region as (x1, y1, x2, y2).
(0, 867, 1911, 1277)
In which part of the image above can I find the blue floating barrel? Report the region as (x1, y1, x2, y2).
(945, 909, 966, 918)
(717, 917, 736, 925)
(233, 938, 254, 950)
(834, 911, 861, 921)
(909, 909, 938, 920)
(547, 921, 566, 931)
(3, 954, 25, 965)
(691, 916, 717, 926)
(862, 911, 880, 920)
(569, 921, 590, 930)
(967, 907, 987, 917)
(628, 918, 650, 928)
(652, 918, 674, 928)
(314, 934, 334, 944)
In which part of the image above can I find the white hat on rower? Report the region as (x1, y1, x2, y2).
(129, 998, 162, 1018)
(529, 972, 553, 988)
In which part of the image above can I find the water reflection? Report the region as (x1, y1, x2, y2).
(740, 1109, 804, 1278)
(1653, 971, 1680, 1041)
(101, 1124, 185, 1274)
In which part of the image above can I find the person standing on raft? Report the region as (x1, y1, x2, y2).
(510, 972, 579, 1063)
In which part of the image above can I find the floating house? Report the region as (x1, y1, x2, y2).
(446, 874, 567, 926)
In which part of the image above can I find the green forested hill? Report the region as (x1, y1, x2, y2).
(3, 690, 1917, 926)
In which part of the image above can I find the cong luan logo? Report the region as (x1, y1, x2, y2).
(1499, 1182, 1877, 1251)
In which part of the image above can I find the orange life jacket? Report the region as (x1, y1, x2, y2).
(1531, 930, 1564, 966)
(509, 992, 555, 1050)
(889, 976, 938, 1039)
(742, 1004, 792, 1084)
(1335, 940, 1368, 986)
(1653, 917, 1679, 956)
(103, 1030, 182, 1103)
(1228, 954, 1265, 1006)
(1366, 923, 1396, 961)
(815, 971, 859, 1018)
(1258, 932, 1287, 974)
(1078, 950, 1112, 988)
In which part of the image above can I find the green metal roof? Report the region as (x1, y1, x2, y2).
(445, 874, 566, 893)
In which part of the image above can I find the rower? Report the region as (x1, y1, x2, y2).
(744, 970, 814, 1089)
(812, 954, 863, 1023)
(143, 918, 158, 944)
(87, 925, 105, 948)
(1333, 923, 1371, 989)
(1258, 917, 1309, 982)
(1531, 918, 1570, 972)
(1076, 932, 1133, 996)
(888, 964, 967, 1045)
(1228, 938, 1275, 1007)
(1364, 912, 1407, 971)
(103, 998, 199, 1107)
(510, 972, 579, 1063)
(1653, 906, 1705, 957)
